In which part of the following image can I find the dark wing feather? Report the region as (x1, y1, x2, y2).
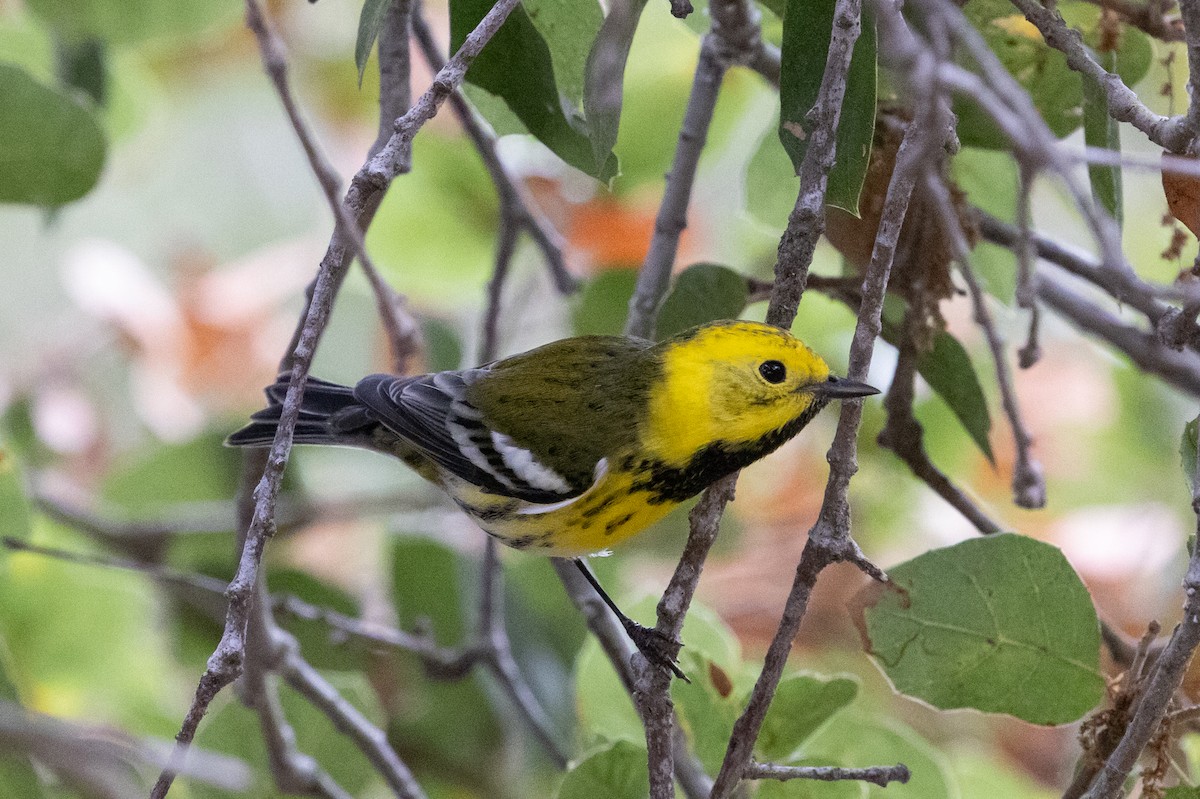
(353, 372, 586, 503)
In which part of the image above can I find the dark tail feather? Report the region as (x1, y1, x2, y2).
(226, 375, 373, 447)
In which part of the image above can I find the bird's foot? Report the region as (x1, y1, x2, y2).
(621, 619, 688, 682)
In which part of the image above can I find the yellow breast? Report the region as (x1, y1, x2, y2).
(442, 463, 681, 557)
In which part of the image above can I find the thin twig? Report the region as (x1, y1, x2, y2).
(923, 172, 1048, 509)
(875, 325, 1005, 535)
(150, 3, 525, 796)
(548, 560, 713, 799)
(976, 211, 1169, 325)
(243, 585, 355, 799)
(746, 760, 911, 787)
(244, 0, 422, 375)
(1037, 274, 1200, 396)
(410, 7, 575, 299)
(902, 0, 1130, 280)
(765, 0, 864, 329)
(1076, 0, 1184, 41)
(711, 69, 935, 799)
(278, 632, 426, 798)
(1014, 165, 1043, 368)
(626, 35, 729, 339)
(1079, 414, 1200, 798)
(2, 537, 229, 595)
(1007, 0, 1194, 153)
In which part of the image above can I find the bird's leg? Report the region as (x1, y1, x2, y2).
(573, 558, 687, 681)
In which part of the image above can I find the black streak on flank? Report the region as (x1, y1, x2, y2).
(632, 396, 831, 505)
(605, 512, 635, 535)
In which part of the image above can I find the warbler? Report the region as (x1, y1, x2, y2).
(228, 319, 877, 676)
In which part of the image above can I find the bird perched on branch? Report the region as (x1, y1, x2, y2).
(228, 320, 877, 678)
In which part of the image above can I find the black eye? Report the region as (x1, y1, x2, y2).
(759, 360, 786, 384)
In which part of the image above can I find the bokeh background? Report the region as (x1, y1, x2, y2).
(2, 0, 1199, 796)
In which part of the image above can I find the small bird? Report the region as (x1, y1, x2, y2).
(228, 320, 878, 676)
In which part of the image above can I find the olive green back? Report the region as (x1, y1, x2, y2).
(465, 335, 659, 487)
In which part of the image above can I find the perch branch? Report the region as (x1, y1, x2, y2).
(150, 2, 525, 795)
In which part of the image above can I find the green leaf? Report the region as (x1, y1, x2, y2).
(861, 534, 1104, 725)
(572, 270, 637, 336)
(656, 263, 750, 340)
(0, 447, 31, 542)
(1061, 2, 1153, 87)
(778, 0, 877, 213)
(557, 740, 649, 799)
(917, 332, 995, 463)
(577, 597, 742, 748)
(422, 317, 464, 372)
(951, 148, 1018, 301)
(672, 665, 743, 774)
(1081, 50, 1122, 227)
(54, 36, 106, 107)
(354, 0, 392, 85)
(391, 538, 467, 644)
(102, 431, 244, 513)
(582, 0, 649, 178)
(1165, 787, 1200, 799)
(527, 0, 606, 105)
(880, 301, 995, 463)
(1182, 416, 1198, 490)
(746, 110, 800, 230)
(451, 0, 618, 181)
(956, 2, 1152, 149)
(0, 63, 106, 207)
(757, 674, 859, 762)
(25, 0, 239, 44)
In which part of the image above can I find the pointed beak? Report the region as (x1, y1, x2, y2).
(810, 375, 879, 399)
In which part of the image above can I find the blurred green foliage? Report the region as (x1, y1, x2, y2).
(1, 0, 1198, 796)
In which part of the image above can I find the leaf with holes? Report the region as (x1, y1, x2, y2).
(858, 534, 1103, 725)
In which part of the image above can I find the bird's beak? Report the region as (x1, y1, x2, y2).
(809, 375, 879, 399)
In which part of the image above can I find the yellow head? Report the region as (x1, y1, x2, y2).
(643, 320, 874, 466)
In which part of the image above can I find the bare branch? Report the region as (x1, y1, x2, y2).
(410, 7, 575, 300)
(244, 0, 422, 376)
(151, 3, 525, 795)
(1008, 0, 1194, 152)
(1076, 0, 1184, 41)
(277, 630, 427, 798)
(876, 330, 1005, 535)
(765, 0, 863, 329)
(1037, 274, 1200, 396)
(549, 560, 713, 799)
(626, 35, 729, 339)
(1079, 415, 1200, 797)
(712, 71, 936, 799)
(746, 760, 911, 787)
(243, 587, 355, 799)
(977, 211, 1169, 323)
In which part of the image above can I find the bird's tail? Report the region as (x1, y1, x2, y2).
(226, 375, 375, 448)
